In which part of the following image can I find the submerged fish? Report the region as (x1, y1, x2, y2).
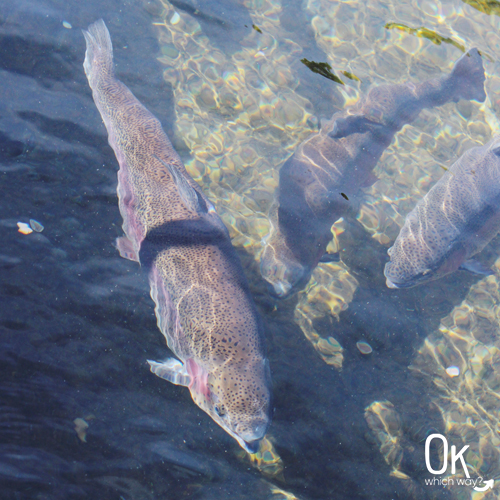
(260, 49, 486, 298)
(385, 137, 500, 288)
(83, 20, 271, 453)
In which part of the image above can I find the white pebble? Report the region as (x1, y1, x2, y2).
(29, 219, 44, 232)
(445, 366, 460, 378)
(62, 21, 72, 29)
(170, 12, 180, 25)
(17, 222, 33, 235)
(356, 341, 373, 355)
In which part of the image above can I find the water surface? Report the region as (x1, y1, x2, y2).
(1, 0, 500, 499)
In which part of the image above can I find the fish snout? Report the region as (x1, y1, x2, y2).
(236, 417, 269, 451)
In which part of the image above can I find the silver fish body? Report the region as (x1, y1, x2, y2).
(83, 20, 271, 453)
(385, 137, 500, 288)
(260, 49, 486, 298)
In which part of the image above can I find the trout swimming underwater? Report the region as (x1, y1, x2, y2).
(384, 137, 500, 289)
(83, 20, 271, 453)
(260, 49, 486, 298)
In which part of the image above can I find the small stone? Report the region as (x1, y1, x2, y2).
(74, 418, 89, 442)
(29, 219, 44, 232)
(445, 366, 460, 378)
(17, 222, 33, 235)
(356, 341, 373, 355)
(62, 21, 72, 29)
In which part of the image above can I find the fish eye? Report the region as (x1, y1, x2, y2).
(214, 403, 226, 417)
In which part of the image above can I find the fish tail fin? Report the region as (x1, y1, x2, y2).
(82, 19, 114, 86)
(449, 48, 486, 103)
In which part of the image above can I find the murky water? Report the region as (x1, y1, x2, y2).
(2, 0, 500, 498)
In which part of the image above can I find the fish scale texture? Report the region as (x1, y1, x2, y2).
(83, 19, 271, 451)
(385, 137, 500, 288)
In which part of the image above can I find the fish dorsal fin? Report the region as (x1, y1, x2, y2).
(153, 154, 206, 214)
(147, 358, 191, 387)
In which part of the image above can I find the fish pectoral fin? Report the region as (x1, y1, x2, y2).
(328, 115, 382, 139)
(116, 236, 140, 263)
(152, 154, 206, 215)
(319, 252, 341, 263)
(459, 259, 494, 276)
(147, 358, 191, 387)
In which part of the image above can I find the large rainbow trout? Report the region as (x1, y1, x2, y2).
(83, 20, 271, 453)
(261, 49, 486, 298)
(385, 137, 500, 289)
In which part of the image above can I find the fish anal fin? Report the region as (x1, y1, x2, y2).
(459, 259, 493, 276)
(116, 236, 140, 262)
(147, 358, 191, 387)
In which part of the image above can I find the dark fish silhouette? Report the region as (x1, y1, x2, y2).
(260, 49, 486, 297)
(83, 20, 271, 453)
(385, 137, 500, 289)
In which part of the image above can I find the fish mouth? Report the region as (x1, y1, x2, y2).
(243, 439, 261, 454)
(230, 431, 264, 455)
(385, 277, 416, 289)
(385, 277, 400, 289)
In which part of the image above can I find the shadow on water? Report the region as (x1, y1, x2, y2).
(168, 0, 253, 55)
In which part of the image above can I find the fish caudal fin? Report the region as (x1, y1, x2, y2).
(82, 19, 114, 86)
(450, 48, 486, 103)
(147, 358, 191, 387)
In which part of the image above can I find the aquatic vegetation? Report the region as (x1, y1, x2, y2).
(385, 23, 466, 53)
(300, 58, 344, 85)
(341, 71, 360, 82)
(462, 0, 500, 17)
